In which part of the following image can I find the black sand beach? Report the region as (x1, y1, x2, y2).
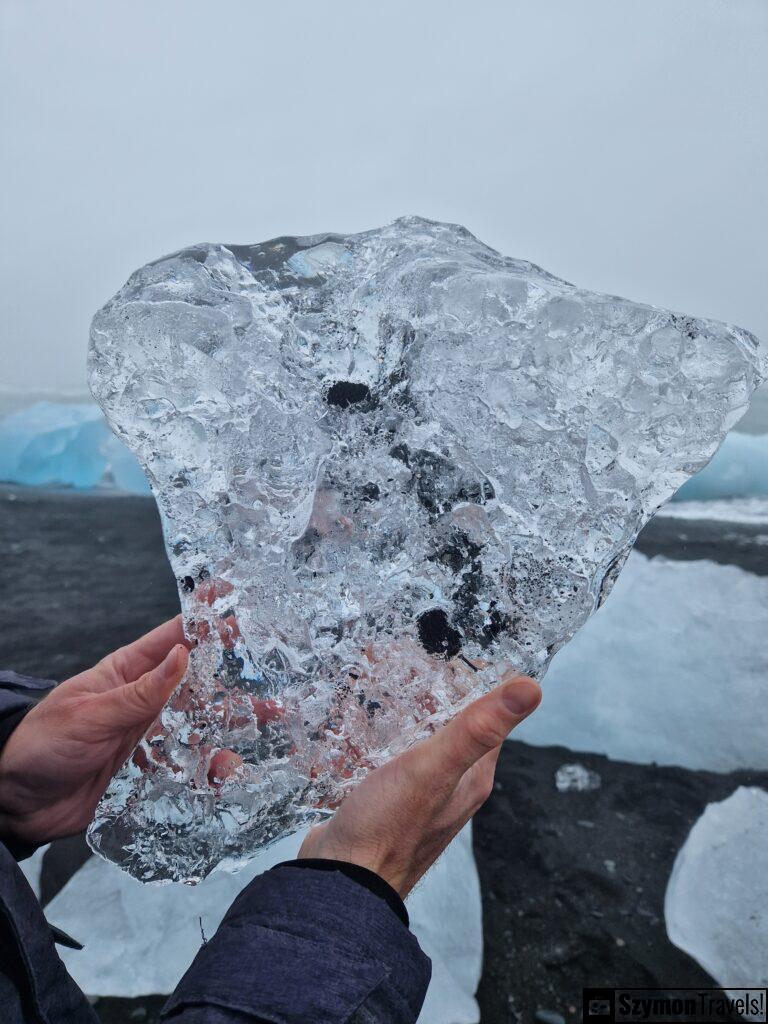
(2, 484, 765, 1023)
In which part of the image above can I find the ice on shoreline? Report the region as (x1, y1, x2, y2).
(0, 401, 149, 493)
(518, 551, 768, 772)
(665, 787, 768, 992)
(3, 401, 767, 518)
(672, 430, 768, 502)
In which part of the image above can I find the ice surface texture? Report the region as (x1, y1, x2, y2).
(87, 216, 765, 881)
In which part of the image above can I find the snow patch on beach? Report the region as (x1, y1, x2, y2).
(518, 552, 768, 772)
(46, 825, 482, 1024)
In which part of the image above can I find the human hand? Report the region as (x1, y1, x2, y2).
(0, 617, 189, 846)
(298, 672, 542, 897)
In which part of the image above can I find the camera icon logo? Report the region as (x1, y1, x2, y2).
(588, 998, 612, 1016)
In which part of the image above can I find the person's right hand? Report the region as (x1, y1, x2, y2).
(299, 671, 542, 897)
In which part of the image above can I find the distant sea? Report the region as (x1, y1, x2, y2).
(0, 388, 92, 417)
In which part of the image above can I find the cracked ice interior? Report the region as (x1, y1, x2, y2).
(87, 216, 765, 881)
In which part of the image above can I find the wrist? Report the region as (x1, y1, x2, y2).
(0, 808, 41, 861)
(0, 730, 47, 846)
(0, 773, 31, 845)
(298, 825, 411, 897)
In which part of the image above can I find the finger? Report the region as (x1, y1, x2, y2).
(99, 643, 189, 729)
(208, 748, 244, 787)
(112, 616, 189, 681)
(417, 674, 541, 784)
(451, 744, 502, 815)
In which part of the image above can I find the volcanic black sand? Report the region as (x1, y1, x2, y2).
(475, 747, 767, 1024)
(2, 484, 766, 1023)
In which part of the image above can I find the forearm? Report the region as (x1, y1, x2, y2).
(162, 862, 431, 1024)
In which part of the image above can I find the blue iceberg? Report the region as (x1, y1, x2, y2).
(0, 401, 149, 493)
(673, 431, 768, 501)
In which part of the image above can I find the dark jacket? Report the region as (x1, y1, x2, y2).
(0, 674, 431, 1023)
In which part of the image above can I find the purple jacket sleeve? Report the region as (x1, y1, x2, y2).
(0, 672, 57, 862)
(0, 671, 56, 748)
(162, 863, 431, 1024)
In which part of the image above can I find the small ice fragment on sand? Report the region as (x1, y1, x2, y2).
(555, 763, 601, 792)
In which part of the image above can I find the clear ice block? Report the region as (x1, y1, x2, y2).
(87, 217, 765, 881)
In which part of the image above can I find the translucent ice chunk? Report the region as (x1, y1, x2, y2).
(0, 400, 149, 492)
(665, 787, 768, 991)
(555, 763, 601, 792)
(673, 430, 768, 501)
(87, 216, 765, 881)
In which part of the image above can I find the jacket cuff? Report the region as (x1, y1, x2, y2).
(162, 864, 431, 1024)
(0, 703, 34, 751)
(0, 670, 56, 751)
(0, 673, 55, 862)
(271, 858, 409, 927)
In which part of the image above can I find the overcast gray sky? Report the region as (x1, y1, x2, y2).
(1, 0, 766, 394)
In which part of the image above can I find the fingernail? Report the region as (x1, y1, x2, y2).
(501, 678, 540, 716)
(160, 645, 183, 681)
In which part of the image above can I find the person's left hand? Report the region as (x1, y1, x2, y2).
(0, 617, 189, 846)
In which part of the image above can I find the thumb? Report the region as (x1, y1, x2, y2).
(420, 673, 541, 783)
(101, 644, 189, 729)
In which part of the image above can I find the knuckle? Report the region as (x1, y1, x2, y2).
(105, 648, 130, 679)
(464, 782, 492, 817)
(477, 774, 495, 805)
(467, 763, 495, 807)
(464, 708, 505, 753)
(391, 754, 423, 791)
(128, 673, 156, 715)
